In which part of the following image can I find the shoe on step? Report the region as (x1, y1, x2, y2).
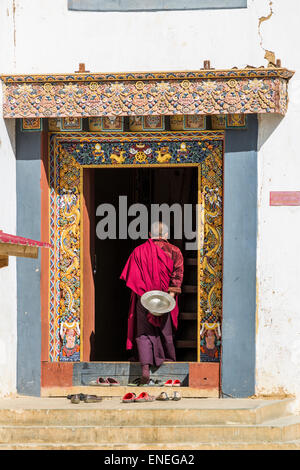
(70, 394, 80, 404)
(172, 391, 181, 401)
(163, 379, 173, 387)
(106, 377, 120, 386)
(83, 395, 102, 403)
(134, 392, 155, 402)
(172, 379, 181, 387)
(122, 392, 136, 403)
(89, 377, 110, 386)
(156, 392, 169, 401)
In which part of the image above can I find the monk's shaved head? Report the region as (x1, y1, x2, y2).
(150, 221, 169, 238)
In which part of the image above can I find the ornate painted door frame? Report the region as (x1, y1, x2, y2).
(46, 130, 224, 364)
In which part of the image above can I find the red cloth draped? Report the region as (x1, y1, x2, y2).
(120, 238, 179, 350)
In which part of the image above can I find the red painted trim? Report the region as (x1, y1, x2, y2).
(41, 362, 73, 388)
(189, 363, 220, 390)
(0, 232, 51, 247)
(82, 169, 96, 361)
(270, 191, 300, 206)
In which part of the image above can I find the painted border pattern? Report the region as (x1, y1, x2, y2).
(49, 131, 224, 362)
(0, 68, 294, 83)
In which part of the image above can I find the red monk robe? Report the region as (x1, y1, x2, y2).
(120, 237, 184, 373)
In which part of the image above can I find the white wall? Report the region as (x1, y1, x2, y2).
(1, 0, 300, 401)
(0, 0, 17, 396)
(8, 0, 265, 74)
(256, 0, 300, 407)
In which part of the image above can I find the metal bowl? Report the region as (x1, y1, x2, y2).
(141, 290, 176, 316)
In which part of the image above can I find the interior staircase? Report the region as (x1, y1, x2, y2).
(1, 396, 300, 450)
(176, 256, 198, 360)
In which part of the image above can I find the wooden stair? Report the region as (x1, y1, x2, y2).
(185, 257, 197, 266)
(176, 256, 198, 361)
(182, 285, 197, 293)
(176, 340, 197, 349)
(180, 312, 197, 321)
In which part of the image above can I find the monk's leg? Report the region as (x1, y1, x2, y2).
(160, 312, 176, 362)
(136, 335, 153, 366)
(135, 297, 155, 383)
(135, 297, 169, 375)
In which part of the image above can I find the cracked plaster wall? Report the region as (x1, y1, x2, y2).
(255, 0, 300, 407)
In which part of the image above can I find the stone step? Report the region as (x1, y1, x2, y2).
(1, 416, 300, 445)
(72, 362, 191, 388)
(42, 385, 219, 398)
(0, 397, 297, 449)
(0, 398, 294, 427)
(1, 441, 300, 450)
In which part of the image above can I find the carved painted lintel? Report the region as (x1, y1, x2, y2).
(0, 68, 294, 118)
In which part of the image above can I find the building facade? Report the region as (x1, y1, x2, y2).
(0, 0, 299, 406)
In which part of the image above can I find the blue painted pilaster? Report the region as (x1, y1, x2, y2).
(221, 115, 258, 397)
(16, 125, 42, 396)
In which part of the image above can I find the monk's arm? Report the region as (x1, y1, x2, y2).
(168, 249, 184, 295)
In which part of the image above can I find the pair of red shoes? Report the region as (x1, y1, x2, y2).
(122, 392, 155, 403)
(164, 379, 181, 387)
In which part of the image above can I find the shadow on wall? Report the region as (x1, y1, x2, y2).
(257, 114, 284, 151)
(3, 118, 16, 156)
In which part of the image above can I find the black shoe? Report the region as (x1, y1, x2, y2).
(70, 394, 80, 404)
(83, 395, 102, 403)
(67, 393, 86, 401)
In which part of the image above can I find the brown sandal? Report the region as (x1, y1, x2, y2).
(156, 392, 169, 401)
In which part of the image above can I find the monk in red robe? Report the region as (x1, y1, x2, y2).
(120, 221, 184, 384)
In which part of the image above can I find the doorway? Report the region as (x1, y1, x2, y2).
(91, 166, 198, 362)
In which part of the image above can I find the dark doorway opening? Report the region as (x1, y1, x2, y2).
(91, 166, 198, 362)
